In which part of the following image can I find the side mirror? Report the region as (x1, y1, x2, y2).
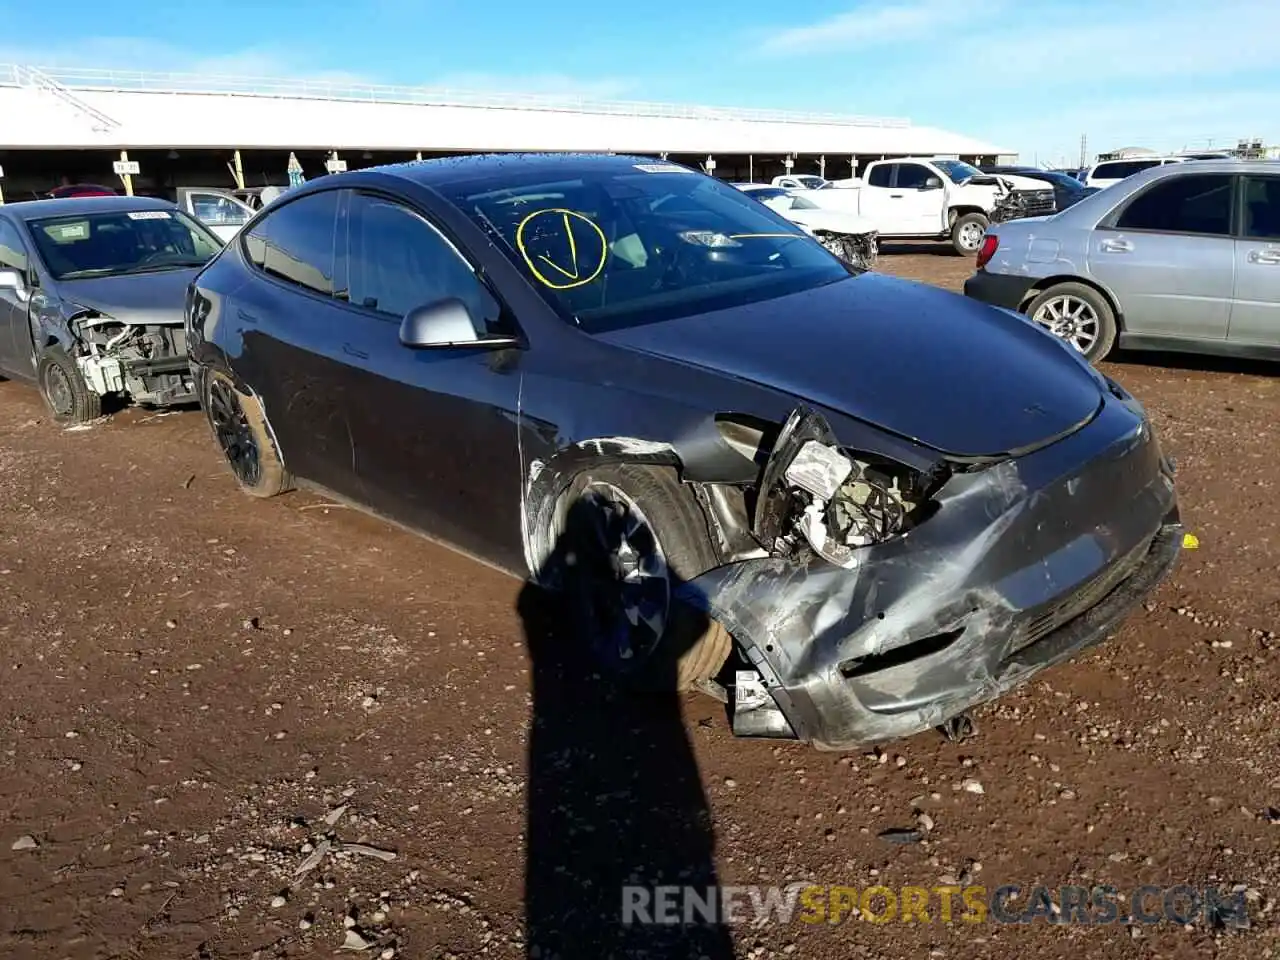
(398, 297, 519, 350)
(922, 176, 944, 190)
(0, 268, 29, 302)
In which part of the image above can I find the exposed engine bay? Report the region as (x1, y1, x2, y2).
(814, 231, 878, 271)
(989, 187, 1055, 224)
(771, 439, 929, 568)
(70, 313, 195, 407)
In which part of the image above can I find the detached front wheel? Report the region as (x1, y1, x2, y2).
(37, 346, 101, 425)
(204, 369, 292, 498)
(556, 463, 731, 692)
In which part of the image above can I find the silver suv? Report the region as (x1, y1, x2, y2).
(963, 159, 1280, 364)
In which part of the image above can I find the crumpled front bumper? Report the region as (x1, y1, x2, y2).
(679, 395, 1181, 751)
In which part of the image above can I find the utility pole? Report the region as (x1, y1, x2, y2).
(1079, 134, 1087, 168)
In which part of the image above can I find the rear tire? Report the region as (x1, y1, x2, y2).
(37, 346, 101, 425)
(1025, 282, 1117, 363)
(950, 212, 988, 256)
(203, 369, 292, 498)
(554, 463, 732, 693)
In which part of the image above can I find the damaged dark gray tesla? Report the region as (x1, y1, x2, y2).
(185, 153, 1182, 751)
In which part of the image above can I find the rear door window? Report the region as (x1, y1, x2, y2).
(1241, 176, 1280, 241)
(1114, 174, 1235, 236)
(242, 191, 340, 296)
(866, 164, 894, 188)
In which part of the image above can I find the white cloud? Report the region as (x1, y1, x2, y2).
(757, 0, 989, 56)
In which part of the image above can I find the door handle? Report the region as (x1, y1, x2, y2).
(342, 343, 368, 361)
(1100, 238, 1133, 253)
(889, 194, 904, 199)
(1247, 248, 1280, 265)
(236, 308, 259, 325)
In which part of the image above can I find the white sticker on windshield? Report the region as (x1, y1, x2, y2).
(633, 163, 689, 174)
(127, 211, 172, 220)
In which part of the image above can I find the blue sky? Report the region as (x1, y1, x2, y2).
(2, 0, 1278, 164)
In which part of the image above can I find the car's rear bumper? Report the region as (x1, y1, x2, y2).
(683, 395, 1181, 751)
(963, 270, 1037, 311)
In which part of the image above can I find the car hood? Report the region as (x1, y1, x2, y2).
(59, 267, 201, 325)
(995, 173, 1056, 192)
(782, 207, 877, 236)
(596, 273, 1104, 459)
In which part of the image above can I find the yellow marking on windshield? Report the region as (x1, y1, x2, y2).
(515, 208, 608, 290)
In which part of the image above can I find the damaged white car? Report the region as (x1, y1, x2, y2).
(0, 196, 220, 424)
(736, 184, 879, 269)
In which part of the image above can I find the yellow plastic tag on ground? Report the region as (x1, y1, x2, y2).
(1182, 533, 1200, 550)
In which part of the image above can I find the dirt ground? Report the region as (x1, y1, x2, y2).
(1, 249, 1277, 960)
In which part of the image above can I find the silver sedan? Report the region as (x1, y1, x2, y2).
(963, 159, 1280, 364)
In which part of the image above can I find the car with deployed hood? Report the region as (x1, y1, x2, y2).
(0, 195, 222, 423)
(185, 153, 1182, 751)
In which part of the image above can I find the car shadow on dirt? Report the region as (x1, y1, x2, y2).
(518, 498, 735, 960)
(1109, 349, 1277, 378)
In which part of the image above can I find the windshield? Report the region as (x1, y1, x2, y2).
(28, 208, 223, 280)
(444, 164, 851, 332)
(932, 160, 983, 183)
(793, 176, 828, 189)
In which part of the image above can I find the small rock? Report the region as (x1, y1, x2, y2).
(299, 916, 313, 930)
(109, 887, 125, 897)
(270, 894, 288, 909)
(339, 930, 371, 951)
(380, 949, 396, 960)
(724, 777, 737, 788)
(11, 835, 38, 851)
(916, 813, 935, 832)
(1059, 788, 1077, 800)
(961, 778, 984, 794)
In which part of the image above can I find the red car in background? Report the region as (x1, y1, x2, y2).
(47, 183, 117, 199)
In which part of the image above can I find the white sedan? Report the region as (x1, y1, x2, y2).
(735, 183, 879, 269)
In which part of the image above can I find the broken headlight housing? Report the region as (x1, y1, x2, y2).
(778, 439, 938, 568)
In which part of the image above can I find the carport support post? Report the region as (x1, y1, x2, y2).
(819, 154, 826, 179)
(748, 155, 753, 181)
(415, 151, 423, 161)
(230, 150, 246, 191)
(119, 150, 134, 196)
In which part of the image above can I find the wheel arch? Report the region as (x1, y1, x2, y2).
(521, 439, 689, 582)
(1018, 274, 1125, 330)
(947, 205, 989, 225)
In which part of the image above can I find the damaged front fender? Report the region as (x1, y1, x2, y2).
(677, 398, 1181, 750)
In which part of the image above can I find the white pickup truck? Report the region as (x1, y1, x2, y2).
(781, 158, 1057, 255)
